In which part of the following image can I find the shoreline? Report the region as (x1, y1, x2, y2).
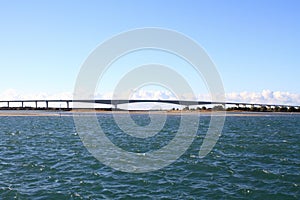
(0, 109, 299, 117)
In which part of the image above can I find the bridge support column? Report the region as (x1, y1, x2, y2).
(113, 104, 118, 110)
(21, 101, 24, 108)
(66, 101, 69, 109)
(223, 103, 226, 110)
(7, 101, 9, 108)
(35, 101, 38, 109)
(46, 101, 48, 109)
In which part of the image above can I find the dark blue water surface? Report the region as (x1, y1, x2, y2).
(0, 114, 299, 199)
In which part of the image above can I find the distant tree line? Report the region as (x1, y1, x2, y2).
(226, 105, 300, 112)
(172, 105, 300, 112)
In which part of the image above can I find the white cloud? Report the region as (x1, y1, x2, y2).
(0, 89, 72, 100)
(130, 90, 177, 100)
(0, 89, 73, 108)
(226, 90, 300, 105)
(1, 89, 21, 100)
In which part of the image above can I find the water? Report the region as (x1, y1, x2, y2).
(0, 114, 299, 199)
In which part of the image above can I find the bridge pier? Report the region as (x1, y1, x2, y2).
(35, 101, 38, 109)
(113, 104, 118, 110)
(21, 101, 24, 108)
(46, 101, 48, 109)
(7, 101, 9, 108)
(66, 101, 70, 109)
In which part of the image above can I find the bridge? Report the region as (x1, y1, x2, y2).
(0, 99, 299, 110)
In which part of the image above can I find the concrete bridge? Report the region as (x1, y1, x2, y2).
(0, 99, 299, 109)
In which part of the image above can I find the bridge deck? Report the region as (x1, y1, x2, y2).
(0, 99, 298, 109)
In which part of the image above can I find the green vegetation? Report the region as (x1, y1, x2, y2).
(170, 105, 300, 112)
(226, 105, 300, 112)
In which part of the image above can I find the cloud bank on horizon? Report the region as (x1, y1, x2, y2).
(1, 89, 299, 107)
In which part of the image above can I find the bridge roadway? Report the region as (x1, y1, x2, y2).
(0, 99, 299, 109)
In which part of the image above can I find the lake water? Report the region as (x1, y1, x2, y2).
(0, 113, 299, 199)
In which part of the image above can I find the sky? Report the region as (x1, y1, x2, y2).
(0, 0, 300, 106)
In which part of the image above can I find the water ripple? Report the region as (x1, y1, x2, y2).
(0, 115, 299, 199)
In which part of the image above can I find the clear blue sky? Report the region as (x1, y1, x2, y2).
(0, 0, 299, 96)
